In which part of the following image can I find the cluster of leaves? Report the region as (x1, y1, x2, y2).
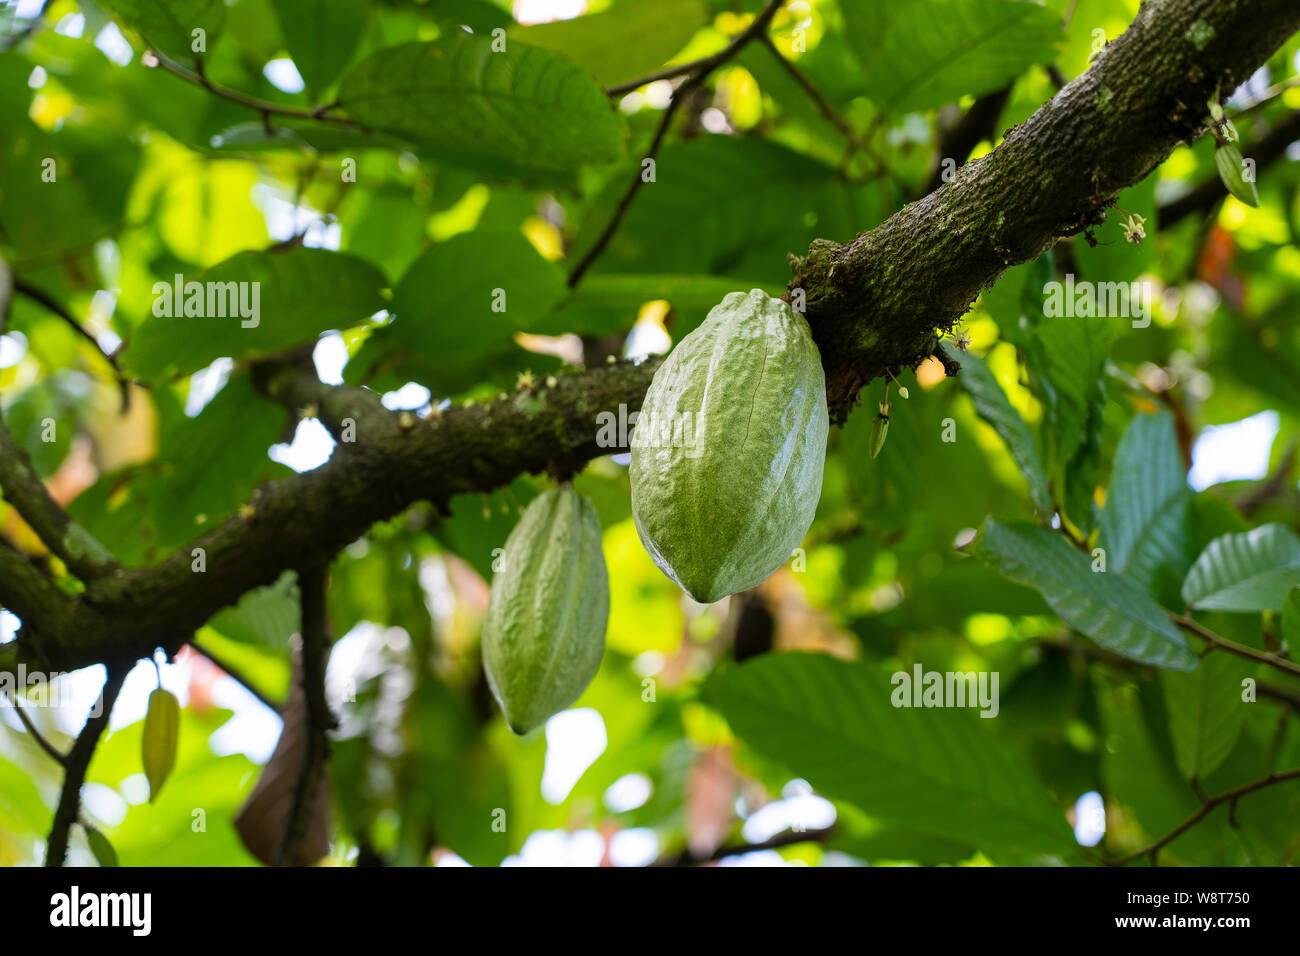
(1, 0, 1298, 867)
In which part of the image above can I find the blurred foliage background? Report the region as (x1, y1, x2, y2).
(1, 0, 1299, 867)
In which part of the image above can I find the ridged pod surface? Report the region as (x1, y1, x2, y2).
(482, 486, 610, 735)
(629, 289, 829, 603)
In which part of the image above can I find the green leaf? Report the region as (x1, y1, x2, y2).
(124, 247, 387, 381)
(972, 518, 1197, 669)
(268, 0, 368, 99)
(347, 230, 566, 389)
(209, 571, 300, 648)
(142, 687, 181, 803)
(99, 0, 226, 60)
(1098, 411, 1193, 604)
(841, 0, 1060, 113)
(944, 344, 1052, 512)
(1283, 587, 1300, 653)
(84, 826, 119, 867)
(337, 36, 626, 180)
(571, 136, 837, 277)
(1161, 653, 1248, 781)
(541, 274, 783, 337)
(510, 0, 707, 87)
(1182, 524, 1300, 612)
(704, 653, 1075, 855)
(1214, 142, 1259, 207)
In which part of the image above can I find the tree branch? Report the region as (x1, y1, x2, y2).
(0, 408, 120, 583)
(569, 0, 786, 288)
(603, 0, 786, 98)
(44, 665, 127, 866)
(187, 640, 281, 714)
(1104, 767, 1300, 865)
(655, 825, 837, 866)
(11, 278, 131, 410)
(8, 694, 68, 766)
(153, 53, 355, 127)
(1172, 612, 1300, 679)
(273, 564, 334, 866)
(786, 0, 1300, 420)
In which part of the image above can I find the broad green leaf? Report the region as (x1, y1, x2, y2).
(944, 344, 1052, 512)
(99, 0, 226, 60)
(69, 377, 289, 563)
(1033, 311, 1114, 478)
(1283, 587, 1300, 652)
(1182, 524, 1300, 612)
(510, 0, 707, 87)
(1161, 653, 1248, 781)
(338, 36, 626, 180)
(841, 0, 1059, 113)
(269, 0, 368, 98)
(570, 136, 837, 277)
(143, 687, 181, 803)
(541, 274, 784, 337)
(704, 653, 1075, 855)
(209, 571, 300, 648)
(85, 826, 119, 867)
(1098, 411, 1193, 605)
(347, 230, 567, 390)
(972, 518, 1197, 669)
(124, 247, 387, 381)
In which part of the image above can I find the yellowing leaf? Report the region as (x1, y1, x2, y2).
(143, 687, 180, 803)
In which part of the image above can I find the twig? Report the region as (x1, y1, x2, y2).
(1170, 612, 1300, 679)
(569, 0, 785, 288)
(7, 694, 68, 766)
(152, 52, 357, 128)
(655, 825, 837, 866)
(12, 279, 131, 411)
(604, 1, 786, 98)
(567, 77, 698, 288)
(1104, 767, 1300, 865)
(757, 34, 899, 186)
(45, 666, 127, 867)
(273, 564, 335, 866)
(187, 640, 281, 713)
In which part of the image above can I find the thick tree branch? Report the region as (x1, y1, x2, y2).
(44, 665, 127, 866)
(787, 0, 1300, 420)
(8, 359, 660, 675)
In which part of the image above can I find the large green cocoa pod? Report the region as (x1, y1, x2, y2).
(629, 289, 829, 603)
(482, 485, 610, 735)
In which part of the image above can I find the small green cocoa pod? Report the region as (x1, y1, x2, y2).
(482, 485, 610, 735)
(629, 288, 829, 603)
